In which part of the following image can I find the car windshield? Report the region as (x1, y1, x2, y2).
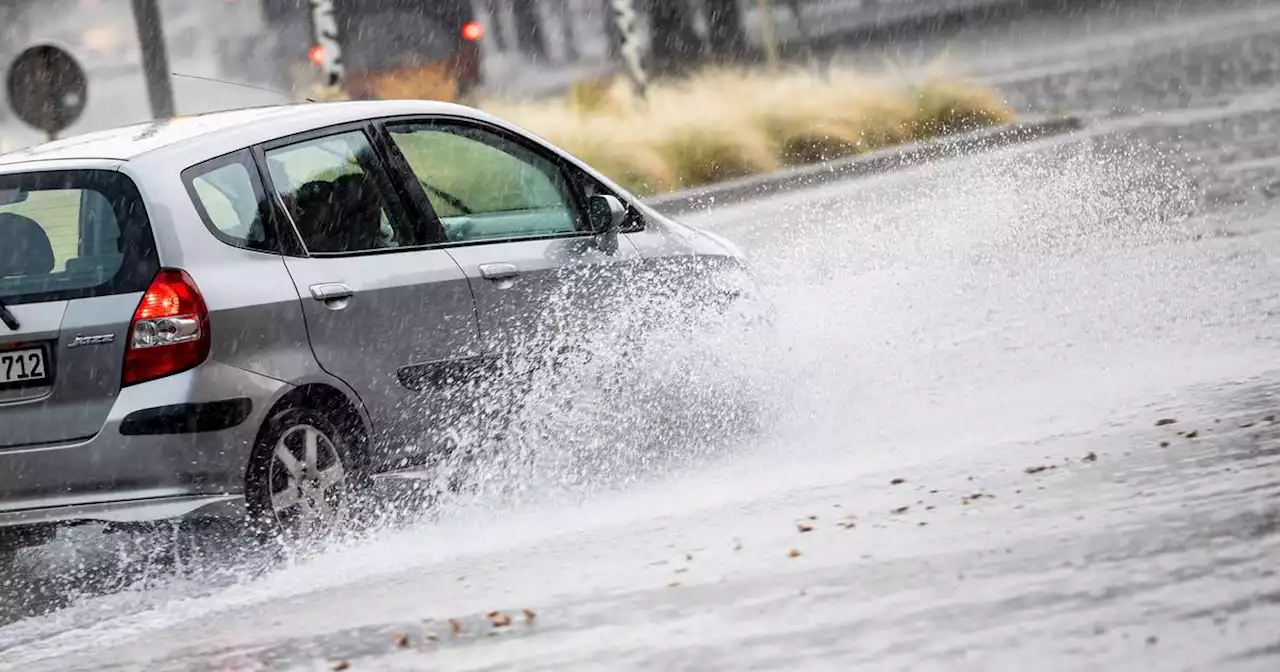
(0, 170, 157, 305)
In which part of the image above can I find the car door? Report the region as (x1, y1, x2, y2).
(377, 118, 643, 360)
(256, 124, 483, 460)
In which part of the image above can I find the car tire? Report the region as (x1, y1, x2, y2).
(244, 407, 361, 549)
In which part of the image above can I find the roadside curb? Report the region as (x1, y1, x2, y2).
(643, 115, 1085, 216)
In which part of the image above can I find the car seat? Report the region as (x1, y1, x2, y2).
(0, 213, 54, 278)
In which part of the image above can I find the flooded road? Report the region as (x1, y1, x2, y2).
(4, 1, 1280, 670)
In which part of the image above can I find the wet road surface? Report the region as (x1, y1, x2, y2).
(4, 1, 1280, 670)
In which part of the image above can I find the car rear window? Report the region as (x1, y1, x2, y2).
(0, 169, 158, 305)
(337, 9, 460, 70)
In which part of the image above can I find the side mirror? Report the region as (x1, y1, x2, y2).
(588, 193, 626, 254)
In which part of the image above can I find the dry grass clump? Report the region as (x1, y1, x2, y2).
(480, 67, 1015, 196)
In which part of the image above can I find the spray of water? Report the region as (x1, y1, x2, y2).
(400, 135, 1201, 518)
(1, 135, 1224, 664)
(374, 253, 787, 516)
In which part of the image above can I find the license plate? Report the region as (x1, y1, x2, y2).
(0, 347, 48, 387)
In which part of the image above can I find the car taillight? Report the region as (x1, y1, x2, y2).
(122, 268, 210, 387)
(461, 21, 484, 42)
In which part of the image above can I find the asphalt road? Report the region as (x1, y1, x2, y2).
(4, 1, 1280, 670)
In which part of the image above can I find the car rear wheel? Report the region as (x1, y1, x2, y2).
(246, 408, 356, 549)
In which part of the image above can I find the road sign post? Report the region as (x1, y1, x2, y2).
(130, 0, 176, 120)
(6, 44, 88, 141)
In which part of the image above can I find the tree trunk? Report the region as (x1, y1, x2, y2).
(647, 0, 702, 77)
(510, 0, 547, 61)
(704, 0, 748, 62)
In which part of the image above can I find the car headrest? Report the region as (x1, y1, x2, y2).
(330, 173, 385, 249)
(0, 213, 54, 278)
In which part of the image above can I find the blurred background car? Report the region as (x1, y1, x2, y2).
(261, 0, 486, 102)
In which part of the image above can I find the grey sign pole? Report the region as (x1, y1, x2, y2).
(130, 0, 175, 119)
(610, 0, 647, 100)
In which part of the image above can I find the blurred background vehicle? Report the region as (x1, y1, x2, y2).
(261, 0, 486, 102)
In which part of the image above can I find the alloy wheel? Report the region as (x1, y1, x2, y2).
(267, 423, 348, 540)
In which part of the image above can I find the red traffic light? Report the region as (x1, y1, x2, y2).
(461, 21, 484, 42)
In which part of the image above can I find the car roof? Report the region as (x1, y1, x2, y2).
(0, 99, 490, 170)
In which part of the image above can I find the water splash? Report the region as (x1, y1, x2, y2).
(1, 135, 1236, 668)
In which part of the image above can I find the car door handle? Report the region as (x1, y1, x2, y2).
(309, 283, 354, 301)
(479, 263, 519, 281)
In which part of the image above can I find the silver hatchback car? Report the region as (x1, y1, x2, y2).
(0, 100, 754, 559)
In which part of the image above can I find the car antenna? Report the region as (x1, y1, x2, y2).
(171, 72, 316, 103)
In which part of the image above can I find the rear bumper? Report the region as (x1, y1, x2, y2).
(0, 360, 288, 528)
(344, 45, 482, 101)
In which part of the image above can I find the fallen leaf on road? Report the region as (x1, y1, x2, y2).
(331, 662, 351, 671)
(1159, 441, 1170, 448)
(918, 521, 928, 526)
(1156, 418, 1177, 426)
(1146, 635, 1159, 645)
(523, 608, 537, 622)
(668, 580, 682, 587)
(393, 633, 409, 648)
(1265, 415, 1276, 423)
(487, 611, 512, 628)
(788, 548, 803, 558)
(1083, 452, 1097, 462)
(733, 537, 743, 551)
(796, 522, 814, 533)
(1240, 421, 1256, 428)
(1185, 430, 1199, 439)
(1024, 465, 1050, 474)
(890, 477, 905, 485)
(891, 506, 910, 514)
(685, 553, 694, 561)
(426, 632, 439, 642)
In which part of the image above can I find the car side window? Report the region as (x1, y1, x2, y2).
(385, 121, 580, 244)
(263, 130, 411, 255)
(183, 150, 271, 251)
